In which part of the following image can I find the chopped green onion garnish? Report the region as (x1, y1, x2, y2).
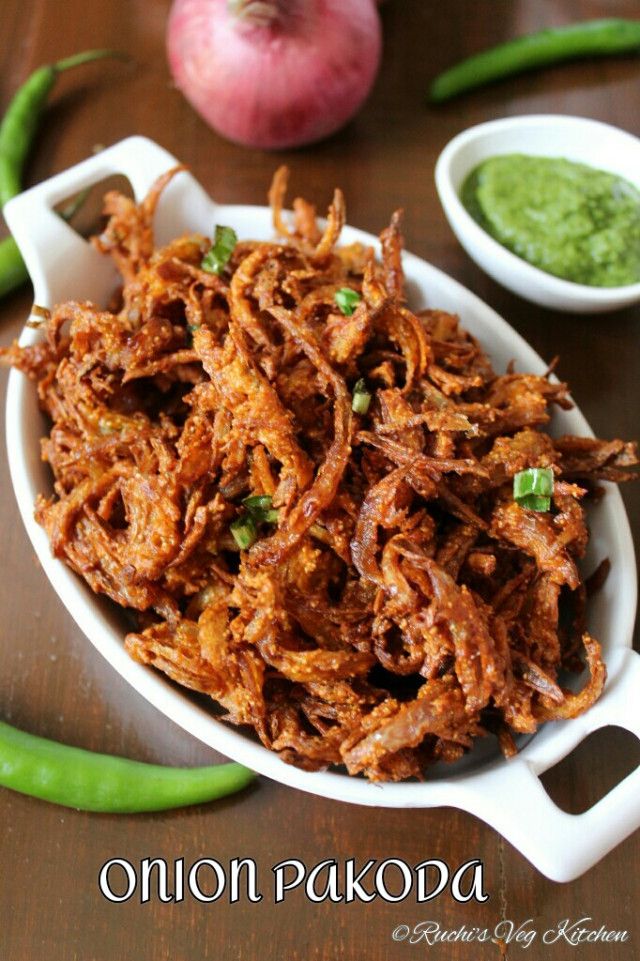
(514, 467, 554, 500)
(201, 225, 238, 275)
(236, 494, 279, 533)
(518, 493, 551, 512)
(335, 287, 361, 316)
(514, 468, 554, 512)
(230, 515, 257, 550)
(352, 378, 372, 415)
(243, 495, 273, 513)
(244, 494, 278, 523)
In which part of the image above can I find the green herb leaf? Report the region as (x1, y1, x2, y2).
(352, 378, 372, 415)
(335, 287, 361, 316)
(201, 225, 238, 275)
(230, 515, 257, 550)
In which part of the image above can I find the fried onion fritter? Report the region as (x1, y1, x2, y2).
(3, 166, 638, 781)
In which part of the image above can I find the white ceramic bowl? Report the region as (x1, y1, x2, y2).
(4, 137, 640, 881)
(435, 114, 640, 313)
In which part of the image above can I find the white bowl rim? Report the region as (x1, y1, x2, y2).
(435, 113, 640, 306)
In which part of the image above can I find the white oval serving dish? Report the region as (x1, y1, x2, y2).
(435, 114, 640, 313)
(4, 137, 639, 881)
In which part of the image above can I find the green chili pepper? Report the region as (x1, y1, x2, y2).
(0, 50, 127, 300)
(0, 188, 91, 300)
(429, 18, 640, 103)
(0, 49, 127, 207)
(0, 237, 28, 299)
(0, 719, 255, 813)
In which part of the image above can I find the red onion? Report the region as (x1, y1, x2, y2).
(167, 0, 382, 149)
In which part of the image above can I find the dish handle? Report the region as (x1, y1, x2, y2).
(3, 137, 188, 308)
(457, 647, 640, 882)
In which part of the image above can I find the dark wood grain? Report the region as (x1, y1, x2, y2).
(0, 1, 638, 959)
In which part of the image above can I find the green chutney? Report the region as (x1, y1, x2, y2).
(461, 154, 640, 287)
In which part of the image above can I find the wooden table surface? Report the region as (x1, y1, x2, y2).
(1, 1, 639, 959)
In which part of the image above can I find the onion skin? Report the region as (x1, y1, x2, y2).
(167, 0, 382, 150)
